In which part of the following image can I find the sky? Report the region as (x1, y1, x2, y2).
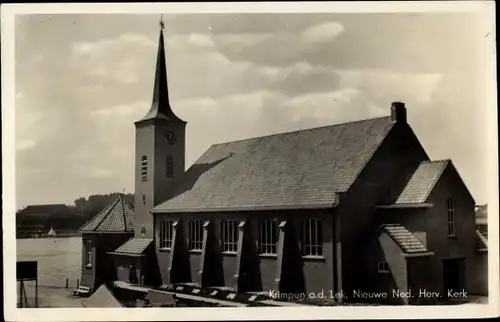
(14, 12, 494, 209)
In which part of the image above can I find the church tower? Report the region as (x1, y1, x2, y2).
(134, 21, 186, 238)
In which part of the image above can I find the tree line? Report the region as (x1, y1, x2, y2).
(16, 193, 135, 234)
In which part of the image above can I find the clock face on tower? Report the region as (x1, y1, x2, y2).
(165, 131, 176, 145)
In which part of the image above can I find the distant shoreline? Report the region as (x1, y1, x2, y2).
(16, 233, 81, 239)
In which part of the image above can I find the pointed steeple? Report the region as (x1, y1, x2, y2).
(138, 19, 185, 123)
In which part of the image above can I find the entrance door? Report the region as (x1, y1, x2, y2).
(442, 258, 465, 297)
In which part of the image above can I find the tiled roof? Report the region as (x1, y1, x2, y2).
(381, 224, 429, 254)
(112, 238, 153, 255)
(395, 160, 449, 204)
(79, 195, 135, 233)
(476, 230, 488, 250)
(155, 116, 395, 213)
(82, 284, 123, 308)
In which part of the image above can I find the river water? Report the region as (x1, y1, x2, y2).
(17, 237, 82, 288)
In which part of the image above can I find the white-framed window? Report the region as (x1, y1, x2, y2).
(188, 220, 203, 251)
(85, 240, 92, 267)
(447, 198, 456, 237)
(377, 260, 389, 273)
(159, 220, 174, 249)
(141, 155, 148, 181)
(301, 218, 323, 256)
(221, 220, 238, 253)
(258, 218, 278, 255)
(166, 155, 174, 178)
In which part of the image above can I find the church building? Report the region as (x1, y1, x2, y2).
(78, 24, 488, 305)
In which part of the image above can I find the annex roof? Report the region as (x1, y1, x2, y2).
(154, 116, 396, 213)
(110, 238, 153, 256)
(476, 230, 488, 251)
(381, 224, 431, 255)
(79, 195, 135, 233)
(82, 284, 123, 308)
(394, 160, 450, 205)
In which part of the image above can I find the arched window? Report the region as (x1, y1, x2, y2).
(159, 220, 174, 249)
(85, 240, 92, 268)
(301, 218, 323, 256)
(188, 220, 203, 251)
(221, 220, 238, 253)
(447, 198, 456, 237)
(258, 218, 277, 254)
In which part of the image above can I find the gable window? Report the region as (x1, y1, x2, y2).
(301, 218, 323, 256)
(159, 220, 174, 249)
(447, 198, 456, 237)
(221, 220, 238, 253)
(258, 218, 278, 255)
(166, 155, 174, 178)
(85, 240, 92, 268)
(141, 156, 148, 181)
(377, 260, 389, 273)
(188, 220, 203, 251)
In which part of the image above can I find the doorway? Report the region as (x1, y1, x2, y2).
(442, 258, 465, 297)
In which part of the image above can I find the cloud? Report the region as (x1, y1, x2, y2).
(89, 168, 114, 179)
(72, 33, 156, 56)
(187, 33, 215, 48)
(337, 69, 444, 104)
(14, 13, 490, 209)
(302, 22, 345, 44)
(90, 101, 148, 118)
(215, 33, 273, 50)
(174, 87, 388, 151)
(70, 33, 156, 84)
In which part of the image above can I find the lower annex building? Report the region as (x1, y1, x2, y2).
(78, 25, 488, 305)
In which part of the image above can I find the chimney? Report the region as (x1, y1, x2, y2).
(391, 102, 407, 123)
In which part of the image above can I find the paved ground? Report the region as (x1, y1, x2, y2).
(17, 281, 489, 308)
(18, 284, 85, 308)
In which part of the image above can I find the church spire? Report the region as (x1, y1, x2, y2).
(138, 17, 184, 123)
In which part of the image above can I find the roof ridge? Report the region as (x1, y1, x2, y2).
(95, 196, 121, 231)
(420, 159, 451, 164)
(211, 115, 392, 147)
(120, 194, 127, 231)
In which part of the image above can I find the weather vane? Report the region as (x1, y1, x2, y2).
(159, 15, 165, 30)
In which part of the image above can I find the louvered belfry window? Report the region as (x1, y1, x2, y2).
(166, 155, 174, 178)
(301, 218, 323, 256)
(159, 220, 174, 249)
(141, 155, 148, 181)
(258, 218, 278, 254)
(189, 220, 203, 251)
(221, 220, 238, 252)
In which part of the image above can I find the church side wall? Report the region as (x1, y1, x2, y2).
(155, 209, 335, 295)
